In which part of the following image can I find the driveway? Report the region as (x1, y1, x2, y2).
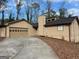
(0, 37, 59, 59)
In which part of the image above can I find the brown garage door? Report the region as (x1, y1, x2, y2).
(9, 27, 28, 38)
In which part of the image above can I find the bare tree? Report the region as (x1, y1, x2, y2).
(25, 0, 30, 22)
(15, 0, 23, 20)
(47, 0, 51, 18)
(0, 0, 7, 25)
(25, 0, 40, 23)
(59, 0, 68, 18)
(59, 8, 67, 18)
(44, 0, 57, 19)
(31, 2, 40, 23)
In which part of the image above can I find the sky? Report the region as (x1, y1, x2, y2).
(0, 0, 79, 19)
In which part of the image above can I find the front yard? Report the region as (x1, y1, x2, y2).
(38, 36, 79, 59)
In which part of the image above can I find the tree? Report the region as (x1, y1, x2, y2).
(44, 10, 56, 18)
(31, 2, 40, 23)
(8, 12, 14, 22)
(59, 8, 67, 18)
(59, 0, 68, 18)
(25, 0, 40, 23)
(25, 0, 30, 22)
(0, 0, 7, 25)
(16, 1, 22, 20)
(47, 0, 51, 18)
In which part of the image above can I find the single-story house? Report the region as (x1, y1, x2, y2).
(38, 16, 79, 42)
(0, 20, 37, 38)
(0, 16, 79, 42)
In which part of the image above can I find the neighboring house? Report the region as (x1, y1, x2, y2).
(38, 16, 79, 42)
(0, 16, 79, 42)
(0, 20, 37, 38)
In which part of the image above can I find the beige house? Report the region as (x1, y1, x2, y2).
(38, 16, 79, 42)
(0, 16, 79, 42)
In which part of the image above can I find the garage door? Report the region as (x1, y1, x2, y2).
(9, 27, 28, 38)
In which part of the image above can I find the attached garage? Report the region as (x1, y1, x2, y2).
(9, 27, 28, 38)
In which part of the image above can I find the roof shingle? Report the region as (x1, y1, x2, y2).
(45, 17, 79, 27)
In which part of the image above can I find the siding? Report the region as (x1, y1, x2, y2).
(0, 28, 6, 37)
(44, 26, 69, 41)
(70, 19, 79, 42)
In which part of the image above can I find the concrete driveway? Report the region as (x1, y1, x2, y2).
(0, 37, 59, 59)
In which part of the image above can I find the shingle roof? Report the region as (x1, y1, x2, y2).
(45, 17, 79, 27)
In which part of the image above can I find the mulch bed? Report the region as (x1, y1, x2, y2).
(37, 36, 79, 59)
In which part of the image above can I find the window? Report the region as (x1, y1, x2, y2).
(58, 26, 64, 31)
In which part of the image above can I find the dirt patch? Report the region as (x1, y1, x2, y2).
(37, 36, 79, 59)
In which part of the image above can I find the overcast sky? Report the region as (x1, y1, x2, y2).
(0, 0, 79, 19)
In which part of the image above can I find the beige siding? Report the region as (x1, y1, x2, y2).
(9, 21, 30, 28)
(28, 25, 37, 36)
(6, 27, 9, 37)
(44, 26, 69, 41)
(0, 28, 6, 37)
(70, 19, 79, 42)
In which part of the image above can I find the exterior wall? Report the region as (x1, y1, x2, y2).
(44, 26, 69, 41)
(38, 16, 69, 41)
(6, 21, 37, 37)
(28, 25, 37, 36)
(6, 27, 9, 37)
(70, 19, 79, 42)
(0, 28, 6, 37)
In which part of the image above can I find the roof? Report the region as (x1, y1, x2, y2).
(45, 16, 79, 27)
(0, 19, 38, 29)
(7, 19, 31, 25)
(0, 25, 7, 28)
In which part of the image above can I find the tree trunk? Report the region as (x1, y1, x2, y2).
(1, 10, 4, 25)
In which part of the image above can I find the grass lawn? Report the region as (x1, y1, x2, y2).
(38, 36, 79, 59)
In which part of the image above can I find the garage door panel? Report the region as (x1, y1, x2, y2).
(9, 27, 28, 38)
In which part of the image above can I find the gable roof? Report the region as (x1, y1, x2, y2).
(45, 16, 79, 27)
(7, 19, 31, 25)
(0, 19, 31, 27)
(0, 19, 38, 29)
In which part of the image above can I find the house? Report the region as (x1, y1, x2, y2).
(0, 20, 37, 38)
(38, 16, 79, 42)
(0, 16, 79, 42)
